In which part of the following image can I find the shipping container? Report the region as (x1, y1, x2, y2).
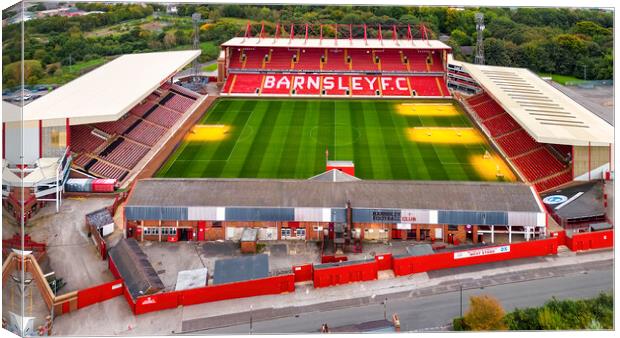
(65, 178, 116, 193)
(65, 178, 93, 193)
(92, 179, 117, 193)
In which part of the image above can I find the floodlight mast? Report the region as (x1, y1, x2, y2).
(192, 13, 202, 83)
(475, 12, 485, 65)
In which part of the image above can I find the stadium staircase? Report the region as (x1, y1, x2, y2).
(70, 83, 201, 182)
(465, 92, 573, 192)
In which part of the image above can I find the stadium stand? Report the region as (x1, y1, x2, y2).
(409, 76, 447, 96)
(70, 82, 199, 181)
(266, 49, 296, 70)
(70, 125, 107, 153)
(296, 49, 323, 71)
(99, 138, 150, 169)
(129, 101, 157, 118)
(126, 121, 167, 147)
(292, 75, 322, 95)
(242, 48, 267, 69)
(348, 49, 378, 72)
(88, 160, 128, 181)
(466, 90, 573, 191)
(323, 49, 350, 71)
(228, 73, 262, 94)
(223, 38, 450, 98)
(96, 114, 140, 136)
(261, 74, 292, 95)
(377, 50, 408, 72)
(482, 113, 521, 138)
(163, 93, 196, 113)
(144, 106, 183, 128)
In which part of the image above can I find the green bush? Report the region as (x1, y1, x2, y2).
(453, 317, 468, 331)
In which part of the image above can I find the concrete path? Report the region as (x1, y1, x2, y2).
(197, 262, 613, 334)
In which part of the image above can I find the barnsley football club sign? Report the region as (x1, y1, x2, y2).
(453, 245, 510, 259)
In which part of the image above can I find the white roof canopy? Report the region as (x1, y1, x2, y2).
(462, 63, 613, 146)
(222, 37, 450, 50)
(7, 50, 200, 127)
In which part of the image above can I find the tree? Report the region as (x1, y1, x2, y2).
(163, 31, 177, 48)
(3, 60, 44, 86)
(463, 295, 507, 331)
(450, 29, 471, 46)
(483, 38, 517, 66)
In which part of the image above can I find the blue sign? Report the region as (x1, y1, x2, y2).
(543, 195, 568, 205)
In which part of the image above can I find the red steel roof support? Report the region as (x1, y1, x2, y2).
(305, 23, 309, 42)
(244, 21, 252, 38)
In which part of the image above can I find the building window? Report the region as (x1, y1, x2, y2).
(296, 228, 306, 238)
(161, 228, 177, 236)
(144, 227, 159, 236)
(281, 228, 291, 238)
(212, 221, 222, 228)
(448, 225, 459, 231)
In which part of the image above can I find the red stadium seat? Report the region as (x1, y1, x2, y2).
(295, 49, 322, 71)
(377, 50, 408, 72)
(70, 125, 107, 153)
(261, 74, 293, 95)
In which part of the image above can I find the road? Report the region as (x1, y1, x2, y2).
(186, 263, 613, 334)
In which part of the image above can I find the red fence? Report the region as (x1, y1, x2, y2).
(566, 230, 613, 251)
(393, 238, 559, 276)
(132, 274, 295, 315)
(77, 279, 124, 309)
(104, 235, 614, 316)
(374, 253, 393, 271)
(321, 255, 348, 263)
(292, 264, 314, 282)
(313, 260, 378, 288)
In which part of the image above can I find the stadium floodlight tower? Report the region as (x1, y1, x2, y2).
(475, 12, 485, 65)
(191, 12, 202, 83)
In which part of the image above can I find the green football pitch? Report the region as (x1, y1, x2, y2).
(156, 98, 517, 182)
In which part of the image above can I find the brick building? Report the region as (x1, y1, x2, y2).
(124, 177, 547, 244)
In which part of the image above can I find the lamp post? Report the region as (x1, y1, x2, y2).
(383, 298, 387, 320)
(249, 304, 253, 334)
(459, 284, 463, 318)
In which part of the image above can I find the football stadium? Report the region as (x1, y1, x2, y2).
(1, 19, 614, 327)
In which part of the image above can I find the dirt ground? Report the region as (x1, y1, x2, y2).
(2, 197, 122, 293)
(137, 237, 523, 292)
(139, 240, 323, 291)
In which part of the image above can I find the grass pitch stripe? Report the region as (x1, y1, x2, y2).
(238, 101, 282, 177)
(276, 100, 306, 178)
(363, 102, 394, 179)
(314, 101, 335, 174)
(349, 101, 374, 179)
(334, 100, 354, 161)
(258, 100, 296, 177)
(374, 101, 411, 180)
(295, 100, 321, 178)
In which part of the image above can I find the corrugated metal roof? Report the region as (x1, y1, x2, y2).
(108, 238, 165, 299)
(10, 50, 200, 127)
(127, 178, 542, 213)
(212, 254, 269, 285)
(222, 37, 451, 50)
(461, 63, 613, 146)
